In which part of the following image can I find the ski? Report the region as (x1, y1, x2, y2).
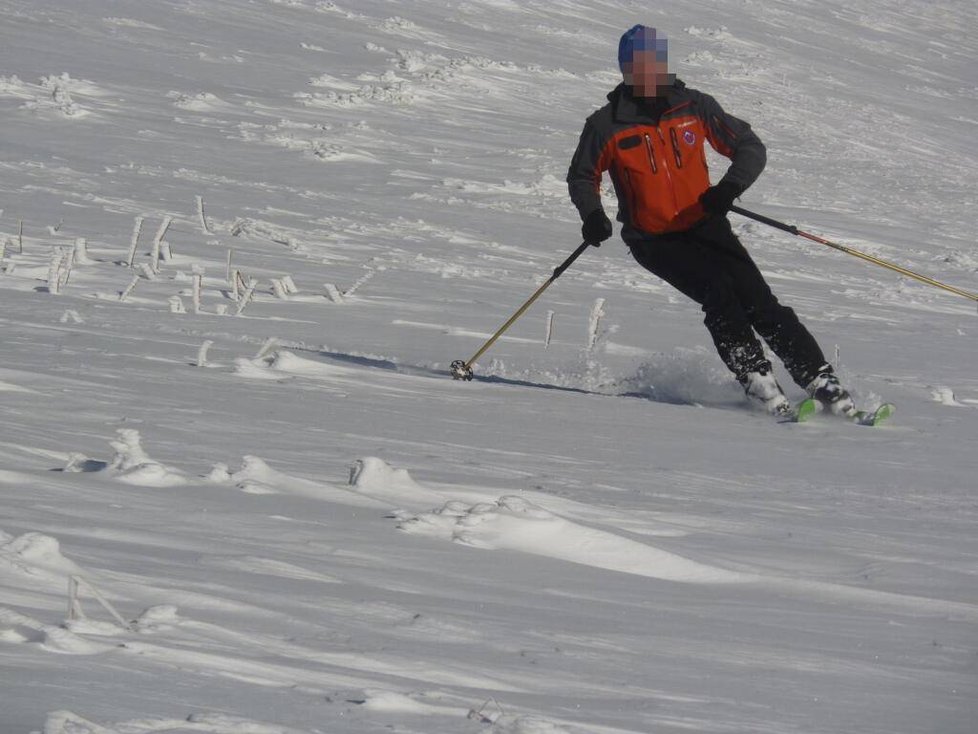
(792, 397, 819, 423)
(791, 397, 895, 427)
(853, 402, 895, 427)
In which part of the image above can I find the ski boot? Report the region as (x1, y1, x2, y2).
(806, 366, 856, 417)
(739, 367, 792, 417)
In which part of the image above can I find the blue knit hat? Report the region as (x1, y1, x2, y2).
(618, 25, 667, 70)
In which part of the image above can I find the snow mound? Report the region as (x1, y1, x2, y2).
(63, 617, 129, 637)
(0, 375, 36, 393)
(133, 604, 181, 634)
(930, 386, 966, 407)
(358, 688, 464, 716)
(0, 73, 102, 118)
(349, 457, 444, 505)
(0, 606, 45, 644)
(350, 456, 422, 492)
(0, 532, 82, 579)
(234, 351, 353, 384)
(63, 453, 109, 473)
(272, 351, 381, 386)
(398, 496, 745, 584)
(0, 607, 114, 655)
(229, 456, 285, 495)
(233, 357, 288, 381)
(491, 716, 573, 734)
(43, 711, 116, 734)
(167, 90, 231, 111)
(209, 456, 383, 507)
(186, 713, 313, 733)
(41, 624, 115, 654)
(108, 429, 187, 487)
(41, 710, 312, 733)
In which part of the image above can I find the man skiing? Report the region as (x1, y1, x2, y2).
(567, 24, 851, 416)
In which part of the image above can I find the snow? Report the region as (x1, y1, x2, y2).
(1, 1, 977, 732)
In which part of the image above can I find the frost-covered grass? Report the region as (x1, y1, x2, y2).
(1, 1, 976, 733)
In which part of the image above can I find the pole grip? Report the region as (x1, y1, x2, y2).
(730, 205, 798, 235)
(552, 241, 591, 281)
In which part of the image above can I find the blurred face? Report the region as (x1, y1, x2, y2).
(622, 46, 674, 98)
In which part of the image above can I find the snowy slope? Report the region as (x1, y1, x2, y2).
(1, 1, 976, 733)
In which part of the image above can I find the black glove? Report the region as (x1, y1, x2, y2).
(699, 180, 742, 215)
(581, 209, 613, 246)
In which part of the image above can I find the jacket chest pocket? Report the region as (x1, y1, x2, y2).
(617, 133, 658, 174)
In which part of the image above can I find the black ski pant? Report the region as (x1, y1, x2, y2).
(624, 215, 826, 388)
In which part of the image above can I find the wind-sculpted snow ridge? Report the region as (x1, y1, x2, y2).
(63, 429, 187, 487)
(65, 432, 385, 501)
(399, 492, 978, 619)
(234, 350, 448, 401)
(0, 73, 104, 119)
(166, 90, 234, 113)
(0, 534, 118, 655)
(40, 705, 567, 734)
(348, 458, 742, 584)
(350, 457, 688, 539)
(0, 531, 83, 582)
(0, 606, 114, 655)
(0, 531, 97, 635)
(352, 460, 978, 620)
(396, 495, 747, 584)
(41, 710, 315, 734)
(208, 455, 385, 507)
(352, 688, 475, 720)
(489, 716, 575, 734)
(348, 456, 446, 505)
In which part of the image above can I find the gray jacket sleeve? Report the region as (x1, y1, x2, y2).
(566, 118, 607, 221)
(699, 92, 766, 192)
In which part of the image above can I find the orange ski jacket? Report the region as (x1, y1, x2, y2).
(567, 81, 766, 235)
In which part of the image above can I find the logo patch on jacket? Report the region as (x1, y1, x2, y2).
(683, 130, 696, 146)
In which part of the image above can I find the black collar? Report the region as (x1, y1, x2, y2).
(609, 80, 686, 124)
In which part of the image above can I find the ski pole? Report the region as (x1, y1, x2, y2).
(731, 205, 978, 304)
(451, 241, 591, 380)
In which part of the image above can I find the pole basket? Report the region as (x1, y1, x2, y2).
(450, 360, 474, 381)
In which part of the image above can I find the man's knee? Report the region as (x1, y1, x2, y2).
(750, 299, 800, 330)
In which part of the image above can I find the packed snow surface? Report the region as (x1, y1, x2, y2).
(1, 1, 976, 732)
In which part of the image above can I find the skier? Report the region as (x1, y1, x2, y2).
(567, 24, 852, 416)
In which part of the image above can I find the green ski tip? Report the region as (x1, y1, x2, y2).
(792, 399, 895, 427)
(793, 397, 819, 423)
(854, 402, 895, 427)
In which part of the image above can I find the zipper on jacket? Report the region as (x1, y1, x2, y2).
(669, 128, 684, 169)
(656, 127, 681, 216)
(643, 134, 658, 173)
(622, 168, 638, 220)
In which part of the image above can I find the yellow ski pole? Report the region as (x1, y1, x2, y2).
(451, 241, 591, 380)
(731, 205, 978, 304)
